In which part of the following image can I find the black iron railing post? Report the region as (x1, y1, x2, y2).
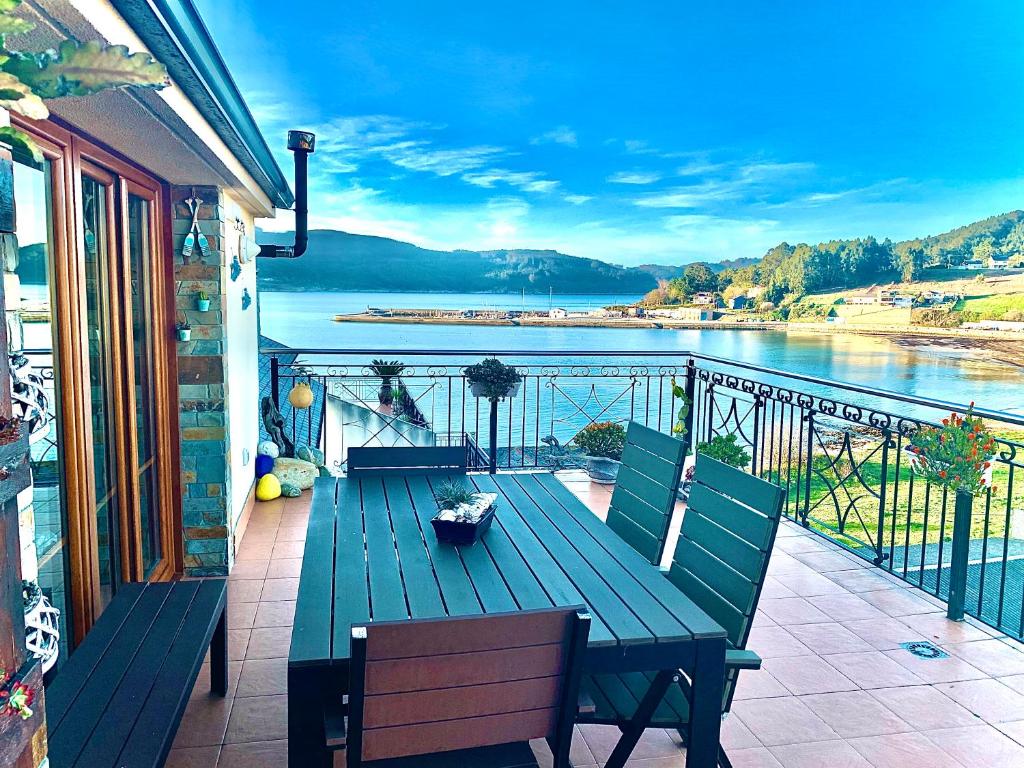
(947, 489, 975, 621)
(875, 430, 892, 565)
(801, 409, 815, 528)
(488, 397, 499, 475)
(270, 356, 280, 408)
(682, 358, 697, 457)
(751, 395, 763, 476)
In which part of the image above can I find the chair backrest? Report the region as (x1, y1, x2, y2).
(666, 454, 784, 708)
(347, 446, 467, 477)
(347, 607, 591, 766)
(605, 421, 687, 565)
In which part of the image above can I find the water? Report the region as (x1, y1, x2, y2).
(260, 291, 1024, 417)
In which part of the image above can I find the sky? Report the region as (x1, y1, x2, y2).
(194, 0, 1024, 267)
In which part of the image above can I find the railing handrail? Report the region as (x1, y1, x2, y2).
(259, 347, 1024, 428)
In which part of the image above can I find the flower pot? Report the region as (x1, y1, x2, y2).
(470, 380, 521, 399)
(176, 329, 191, 341)
(904, 446, 994, 486)
(431, 504, 496, 545)
(196, 298, 211, 311)
(585, 455, 621, 484)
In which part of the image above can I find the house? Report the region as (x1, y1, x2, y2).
(549, 307, 568, 319)
(1, 0, 295, 754)
(847, 287, 879, 305)
(728, 295, 749, 310)
(691, 292, 721, 307)
(990, 254, 1013, 269)
(964, 259, 986, 270)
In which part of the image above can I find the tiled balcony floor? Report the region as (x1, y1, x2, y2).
(168, 471, 1024, 768)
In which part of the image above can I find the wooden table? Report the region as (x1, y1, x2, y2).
(289, 472, 727, 768)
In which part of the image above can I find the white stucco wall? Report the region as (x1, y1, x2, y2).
(223, 193, 261, 540)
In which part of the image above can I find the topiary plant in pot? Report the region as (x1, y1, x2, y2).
(696, 433, 751, 469)
(369, 359, 405, 406)
(465, 357, 522, 401)
(573, 421, 626, 484)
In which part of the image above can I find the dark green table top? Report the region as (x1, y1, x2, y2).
(290, 471, 725, 674)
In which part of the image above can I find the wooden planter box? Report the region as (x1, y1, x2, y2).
(431, 505, 496, 546)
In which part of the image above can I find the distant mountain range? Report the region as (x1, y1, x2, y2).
(255, 229, 754, 294)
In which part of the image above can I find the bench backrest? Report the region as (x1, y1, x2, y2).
(605, 421, 687, 565)
(346, 446, 467, 477)
(347, 607, 590, 766)
(665, 453, 785, 710)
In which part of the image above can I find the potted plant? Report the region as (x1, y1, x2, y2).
(430, 480, 497, 545)
(196, 290, 211, 311)
(574, 421, 627, 483)
(175, 320, 191, 341)
(465, 357, 522, 400)
(696, 433, 752, 469)
(370, 359, 405, 405)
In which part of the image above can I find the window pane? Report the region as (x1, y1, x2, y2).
(127, 194, 161, 575)
(11, 154, 72, 670)
(81, 175, 120, 609)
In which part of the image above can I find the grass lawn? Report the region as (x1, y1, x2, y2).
(957, 292, 1024, 319)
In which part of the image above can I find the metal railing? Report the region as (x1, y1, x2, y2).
(261, 347, 1024, 640)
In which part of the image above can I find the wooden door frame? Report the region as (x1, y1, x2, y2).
(11, 115, 183, 644)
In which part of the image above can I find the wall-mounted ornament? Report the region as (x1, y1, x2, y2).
(181, 189, 210, 264)
(241, 236, 261, 263)
(241, 288, 252, 311)
(230, 255, 241, 282)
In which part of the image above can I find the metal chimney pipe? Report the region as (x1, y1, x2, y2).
(259, 129, 315, 258)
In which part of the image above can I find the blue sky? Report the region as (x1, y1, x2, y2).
(196, 0, 1023, 266)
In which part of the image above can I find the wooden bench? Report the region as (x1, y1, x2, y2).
(346, 446, 467, 476)
(46, 580, 228, 768)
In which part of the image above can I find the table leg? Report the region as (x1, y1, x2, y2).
(210, 605, 228, 696)
(604, 670, 676, 768)
(686, 636, 726, 768)
(288, 664, 331, 768)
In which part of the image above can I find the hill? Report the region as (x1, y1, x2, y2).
(256, 230, 681, 294)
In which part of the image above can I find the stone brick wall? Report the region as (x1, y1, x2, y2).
(171, 185, 233, 575)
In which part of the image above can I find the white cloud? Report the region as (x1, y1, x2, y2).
(607, 170, 663, 185)
(564, 194, 593, 205)
(634, 181, 746, 208)
(531, 125, 578, 147)
(381, 141, 506, 176)
(737, 161, 816, 181)
(462, 169, 560, 193)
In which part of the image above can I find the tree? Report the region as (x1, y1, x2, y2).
(972, 238, 995, 263)
(895, 244, 925, 281)
(0, 0, 168, 160)
(680, 262, 718, 296)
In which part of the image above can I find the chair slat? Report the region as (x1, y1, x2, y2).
(692, 454, 783, 515)
(686, 483, 774, 551)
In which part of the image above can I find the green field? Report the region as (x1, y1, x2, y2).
(958, 293, 1024, 319)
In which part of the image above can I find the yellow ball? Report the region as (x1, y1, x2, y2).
(288, 382, 314, 409)
(256, 473, 282, 501)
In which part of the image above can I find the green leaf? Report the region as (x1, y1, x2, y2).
(0, 1, 23, 13)
(0, 70, 47, 118)
(0, 126, 42, 163)
(0, 14, 33, 38)
(7, 40, 168, 99)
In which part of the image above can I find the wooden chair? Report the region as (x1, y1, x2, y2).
(338, 607, 591, 768)
(579, 454, 786, 768)
(605, 421, 687, 565)
(346, 446, 468, 476)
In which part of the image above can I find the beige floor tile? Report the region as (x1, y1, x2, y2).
(868, 685, 979, 731)
(165, 745, 220, 768)
(769, 740, 873, 768)
(806, 595, 888, 623)
(245, 626, 291, 659)
(173, 694, 234, 748)
(880, 646, 987, 683)
(999, 674, 1024, 694)
(271, 540, 306, 559)
(947, 638, 1024, 677)
(823, 651, 924, 689)
(747, 626, 814, 658)
(227, 579, 264, 604)
(858, 589, 943, 618)
(762, 656, 858, 695)
(578, 723, 681, 763)
(923, 724, 1024, 768)
(732, 697, 838, 747)
(236, 542, 274, 562)
(786, 622, 873, 656)
(840, 618, 924, 651)
(727, 746, 784, 767)
(825, 569, 903, 594)
(227, 601, 257, 630)
(253, 600, 296, 628)
(784, 572, 850, 597)
(237, 657, 288, 697)
(275, 526, 308, 542)
(898, 612, 991, 644)
(847, 732, 963, 768)
(217, 740, 289, 768)
(995, 720, 1024, 746)
(733, 669, 792, 700)
(800, 691, 912, 738)
(938, 678, 1024, 723)
(758, 598, 831, 626)
(259, 577, 299, 601)
(792, 550, 864, 573)
(227, 629, 250, 661)
(224, 694, 289, 744)
(265, 557, 303, 578)
(191, 661, 242, 701)
(228, 560, 269, 580)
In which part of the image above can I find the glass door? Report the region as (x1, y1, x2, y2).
(79, 167, 124, 612)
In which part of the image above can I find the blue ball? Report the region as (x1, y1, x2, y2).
(255, 453, 275, 478)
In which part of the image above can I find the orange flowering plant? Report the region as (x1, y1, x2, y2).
(907, 403, 997, 495)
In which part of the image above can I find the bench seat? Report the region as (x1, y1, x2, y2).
(47, 579, 228, 768)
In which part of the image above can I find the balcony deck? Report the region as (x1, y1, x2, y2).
(168, 471, 1024, 768)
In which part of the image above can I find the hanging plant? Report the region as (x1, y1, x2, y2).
(0, 667, 34, 720)
(0, 0, 169, 161)
(907, 403, 997, 495)
(465, 358, 522, 400)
